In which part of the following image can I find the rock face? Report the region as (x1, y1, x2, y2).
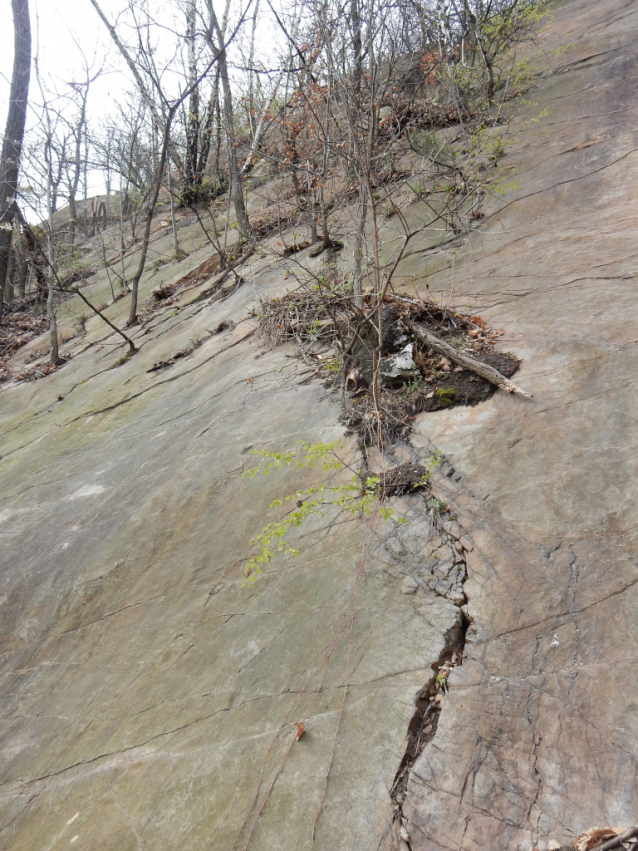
(0, 255, 462, 851)
(2, 2, 638, 850)
(0, 179, 462, 851)
(400, 1, 638, 847)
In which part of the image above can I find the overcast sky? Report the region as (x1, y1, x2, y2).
(1, 0, 119, 107)
(1, 0, 130, 198)
(1, 0, 282, 203)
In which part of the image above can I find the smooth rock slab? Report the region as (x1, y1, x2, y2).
(0, 254, 458, 850)
(403, 1, 638, 847)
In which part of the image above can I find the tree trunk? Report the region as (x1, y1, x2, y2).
(127, 106, 179, 325)
(353, 181, 366, 309)
(4, 243, 16, 302)
(119, 177, 128, 291)
(69, 195, 77, 246)
(0, 0, 31, 321)
(197, 65, 220, 184)
(184, 0, 200, 201)
(16, 234, 27, 298)
(205, 0, 250, 241)
(168, 170, 180, 256)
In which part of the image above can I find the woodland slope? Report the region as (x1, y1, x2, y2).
(1, 1, 638, 850)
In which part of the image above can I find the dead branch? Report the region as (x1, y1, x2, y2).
(598, 826, 638, 851)
(64, 285, 137, 353)
(404, 317, 531, 397)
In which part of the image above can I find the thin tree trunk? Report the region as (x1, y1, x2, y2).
(168, 170, 180, 256)
(45, 129, 59, 363)
(16, 234, 27, 298)
(184, 0, 200, 198)
(68, 75, 91, 248)
(197, 65, 220, 183)
(69, 195, 77, 246)
(0, 0, 31, 321)
(4, 244, 16, 303)
(353, 181, 366, 308)
(127, 107, 178, 325)
(205, 0, 250, 241)
(119, 176, 128, 291)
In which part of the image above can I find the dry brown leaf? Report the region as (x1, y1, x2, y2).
(470, 314, 487, 326)
(294, 722, 305, 741)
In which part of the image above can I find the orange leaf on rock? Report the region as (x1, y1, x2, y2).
(294, 722, 305, 740)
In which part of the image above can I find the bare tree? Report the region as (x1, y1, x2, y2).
(184, 0, 200, 198)
(204, 0, 251, 241)
(0, 0, 31, 320)
(65, 55, 102, 246)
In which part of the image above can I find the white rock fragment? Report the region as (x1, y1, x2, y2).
(379, 343, 419, 379)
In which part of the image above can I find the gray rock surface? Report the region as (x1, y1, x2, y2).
(0, 209, 458, 851)
(2, 2, 638, 849)
(402, 1, 638, 847)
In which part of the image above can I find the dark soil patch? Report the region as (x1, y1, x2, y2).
(414, 349, 519, 410)
(341, 295, 520, 445)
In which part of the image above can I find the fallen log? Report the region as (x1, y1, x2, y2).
(597, 826, 638, 851)
(403, 317, 532, 398)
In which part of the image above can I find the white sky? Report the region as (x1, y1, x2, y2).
(0, 0, 284, 202)
(1, 0, 132, 198)
(1, 0, 121, 109)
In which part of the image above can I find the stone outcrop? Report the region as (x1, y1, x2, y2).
(400, 1, 638, 847)
(2, 1, 638, 849)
